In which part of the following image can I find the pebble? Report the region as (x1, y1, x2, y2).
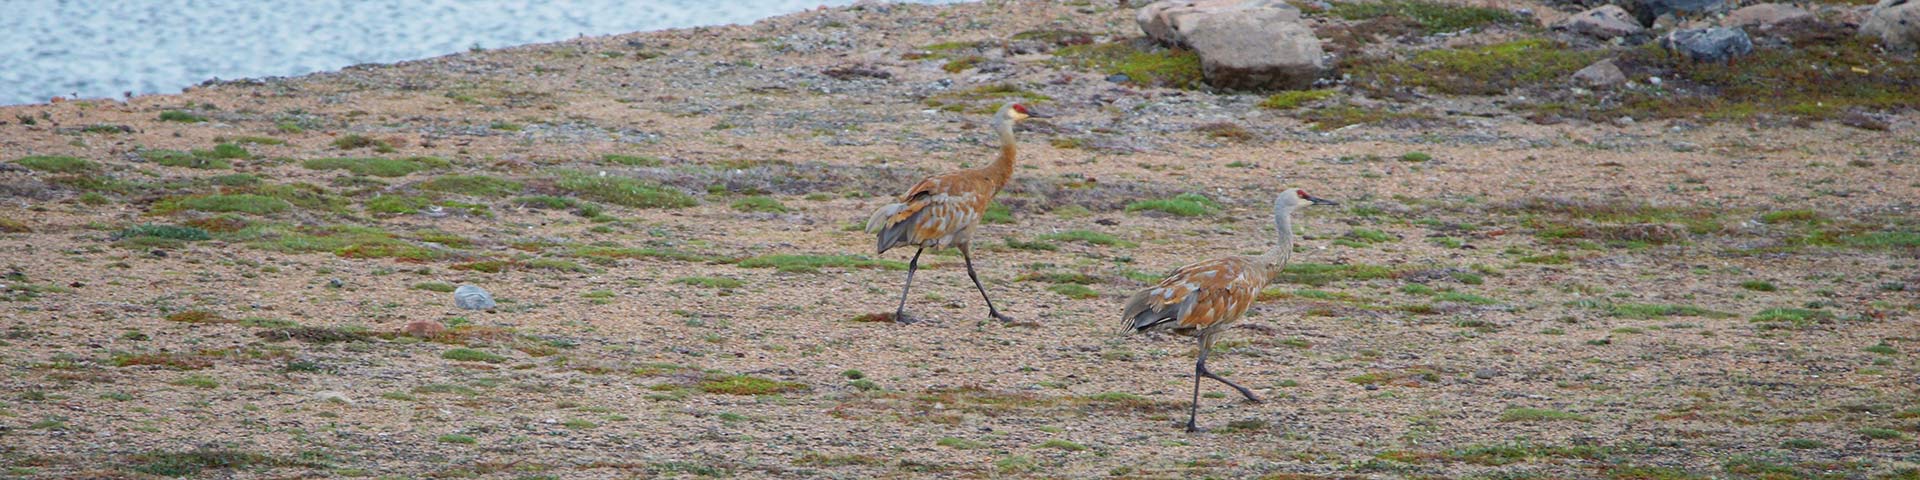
(1473, 368, 1501, 379)
(315, 391, 353, 404)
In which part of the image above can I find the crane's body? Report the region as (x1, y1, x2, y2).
(1123, 188, 1336, 431)
(867, 103, 1044, 324)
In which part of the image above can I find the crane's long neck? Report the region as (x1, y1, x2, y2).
(983, 116, 1017, 190)
(1258, 207, 1296, 276)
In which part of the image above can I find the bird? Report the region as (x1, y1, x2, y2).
(1121, 188, 1338, 432)
(866, 102, 1048, 324)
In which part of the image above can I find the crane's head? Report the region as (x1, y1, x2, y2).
(999, 102, 1049, 121)
(1278, 188, 1338, 210)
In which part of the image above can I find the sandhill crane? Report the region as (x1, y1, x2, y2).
(866, 102, 1048, 324)
(1122, 188, 1338, 431)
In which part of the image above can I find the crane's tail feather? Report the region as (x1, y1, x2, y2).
(868, 203, 921, 254)
(1122, 290, 1175, 333)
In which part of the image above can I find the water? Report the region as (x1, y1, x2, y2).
(0, 0, 949, 106)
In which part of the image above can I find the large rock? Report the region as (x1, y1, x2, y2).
(1659, 27, 1754, 62)
(1136, 0, 1326, 90)
(1723, 3, 1814, 29)
(1137, 0, 1303, 47)
(1572, 58, 1628, 88)
(453, 285, 496, 310)
(1860, 0, 1920, 51)
(1626, 0, 1728, 27)
(1556, 5, 1647, 40)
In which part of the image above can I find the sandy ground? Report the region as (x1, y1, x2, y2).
(1, 1, 1917, 478)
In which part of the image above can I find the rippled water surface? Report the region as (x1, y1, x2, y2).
(0, 0, 949, 105)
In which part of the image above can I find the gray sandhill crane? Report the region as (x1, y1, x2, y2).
(1122, 188, 1338, 431)
(867, 103, 1048, 324)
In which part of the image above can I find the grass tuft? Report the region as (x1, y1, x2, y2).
(556, 173, 696, 209)
(14, 155, 97, 173)
(1498, 407, 1590, 423)
(1125, 193, 1221, 217)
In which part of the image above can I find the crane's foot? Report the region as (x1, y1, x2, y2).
(893, 312, 920, 325)
(1184, 420, 1207, 433)
(1236, 390, 1264, 404)
(989, 311, 1017, 323)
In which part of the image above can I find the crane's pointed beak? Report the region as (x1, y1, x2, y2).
(1307, 195, 1338, 206)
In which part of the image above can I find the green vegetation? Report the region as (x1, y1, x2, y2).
(1760, 209, 1820, 224)
(1259, 89, 1337, 109)
(1580, 301, 1733, 320)
(1498, 407, 1589, 423)
(1005, 237, 1059, 251)
(730, 195, 788, 213)
(983, 202, 1014, 224)
(114, 224, 211, 248)
(302, 157, 440, 177)
(157, 110, 207, 123)
(1738, 280, 1777, 292)
(420, 175, 523, 197)
(364, 195, 431, 215)
(152, 194, 292, 215)
(170, 375, 220, 389)
(1400, 152, 1432, 162)
(1055, 41, 1203, 89)
(1861, 428, 1908, 440)
(922, 83, 1053, 113)
(1125, 193, 1220, 217)
(411, 282, 456, 292)
(737, 254, 903, 273)
(555, 173, 696, 209)
(330, 134, 394, 152)
(245, 224, 446, 261)
(1326, 0, 1523, 33)
(1299, 104, 1438, 130)
(127, 449, 315, 477)
(441, 348, 507, 363)
(1038, 439, 1088, 451)
(1540, 38, 1920, 123)
(1751, 308, 1832, 328)
(438, 434, 477, 444)
(603, 154, 662, 167)
(1350, 39, 1601, 96)
(514, 195, 606, 218)
(1048, 283, 1099, 299)
(14, 155, 96, 173)
(698, 374, 807, 395)
(1278, 262, 1398, 286)
(937, 437, 987, 449)
(673, 276, 743, 289)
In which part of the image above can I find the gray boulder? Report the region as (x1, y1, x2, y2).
(1861, 0, 1920, 51)
(453, 285, 496, 310)
(1723, 3, 1814, 29)
(1659, 27, 1754, 62)
(1556, 5, 1647, 40)
(1572, 59, 1628, 88)
(1136, 0, 1325, 90)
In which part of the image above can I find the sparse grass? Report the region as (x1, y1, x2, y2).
(441, 348, 507, 363)
(1861, 427, 1907, 440)
(1055, 40, 1204, 89)
(165, 310, 230, 323)
(1864, 343, 1898, 355)
(1751, 308, 1832, 328)
(302, 157, 435, 177)
(1125, 193, 1220, 217)
(1739, 280, 1778, 292)
(1761, 209, 1821, 224)
(1328, 0, 1522, 33)
(412, 282, 456, 293)
(555, 173, 696, 209)
(1277, 262, 1398, 286)
(114, 224, 212, 248)
(157, 110, 207, 123)
(1005, 237, 1059, 251)
(673, 276, 743, 289)
(1298, 104, 1438, 130)
(937, 437, 987, 449)
(438, 434, 477, 444)
(698, 374, 807, 395)
(1259, 89, 1337, 109)
(1048, 283, 1099, 299)
(1038, 439, 1088, 451)
(1349, 39, 1600, 96)
(14, 155, 96, 173)
(1498, 407, 1589, 423)
(1194, 122, 1254, 142)
(127, 449, 314, 477)
(365, 195, 430, 215)
(330, 134, 394, 151)
(513, 195, 606, 218)
(1583, 301, 1733, 320)
(603, 154, 662, 167)
(737, 254, 904, 273)
(170, 375, 220, 389)
(730, 195, 788, 213)
(983, 202, 1014, 224)
(1400, 152, 1432, 162)
(420, 174, 523, 197)
(0, 217, 29, 233)
(922, 83, 1053, 113)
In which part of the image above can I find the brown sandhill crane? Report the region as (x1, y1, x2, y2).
(1123, 188, 1338, 431)
(867, 102, 1047, 324)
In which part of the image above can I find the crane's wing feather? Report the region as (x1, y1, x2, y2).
(868, 172, 991, 253)
(1123, 258, 1263, 334)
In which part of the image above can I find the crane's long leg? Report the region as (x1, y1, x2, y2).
(1187, 335, 1206, 432)
(893, 247, 924, 324)
(1198, 334, 1262, 403)
(960, 245, 1015, 323)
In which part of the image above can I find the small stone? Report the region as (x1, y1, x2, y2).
(1723, 3, 1813, 29)
(1556, 5, 1646, 40)
(1571, 59, 1628, 88)
(315, 391, 353, 405)
(1473, 368, 1502, 379)
(1106, 73, 1132, 83)
(327, 278, 344, 288)
(454, 285, 496, 310)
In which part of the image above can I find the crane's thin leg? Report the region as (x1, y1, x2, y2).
(893, 247, 924, 324)
(960, 246, 1015, 323)
(1197, 334, 1262, 403)
(1187, 335, 1206, 432)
